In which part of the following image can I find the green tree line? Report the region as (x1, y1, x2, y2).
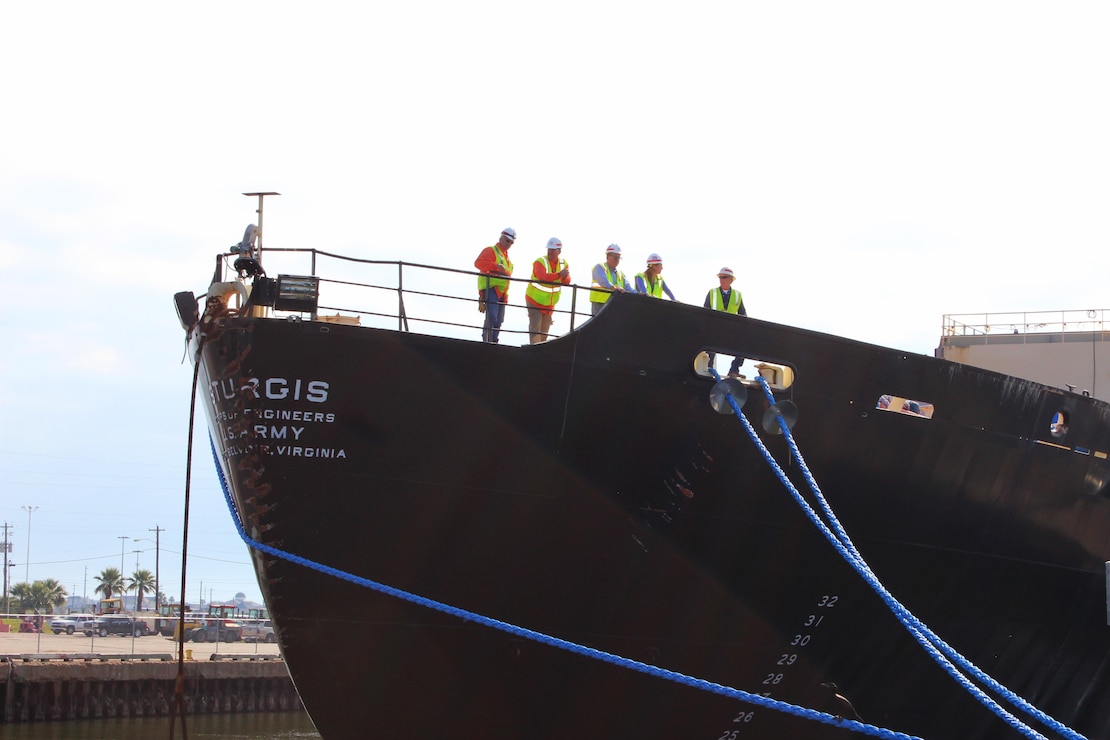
(6, 568, 160, 613)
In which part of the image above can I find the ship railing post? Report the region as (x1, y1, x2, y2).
(569, 285, 578, 332)
(310, 250, 319, 321)
(397, 262, 409, 332)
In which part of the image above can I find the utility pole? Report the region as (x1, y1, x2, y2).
(21, 505, 38, 584)
(1, 522, 11, 615)
(150, 525, 162, 612)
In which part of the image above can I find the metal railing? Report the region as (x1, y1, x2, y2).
(225, 247, 602, 345)
(942, 309, 1110, 341)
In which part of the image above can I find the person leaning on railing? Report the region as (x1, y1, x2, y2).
(475, 227, 516, 343)
(525, 237, 571, 344)
(634, 253, 677, 301)
(589, 244, 632, 316)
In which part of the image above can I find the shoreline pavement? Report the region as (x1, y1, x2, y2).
(0, 631, 281, 661)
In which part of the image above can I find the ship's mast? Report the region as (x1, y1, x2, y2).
(243, 191, 280, 262)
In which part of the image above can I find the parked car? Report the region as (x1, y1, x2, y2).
(240, 619, 276, 643)
(50, 613, 96, 635)
(83, 615, 150, 637)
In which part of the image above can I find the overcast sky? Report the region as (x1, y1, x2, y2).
(2, 2, 1108, 609)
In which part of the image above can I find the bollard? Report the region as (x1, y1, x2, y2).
(185, 649, 194, 661)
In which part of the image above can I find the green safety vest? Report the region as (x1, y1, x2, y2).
(710, 287, 742, 314)
(477, 246, 513, 294)
(637, 272, 665, 298)
(590, 265, 626, 304)
(526, 256, 568, 308)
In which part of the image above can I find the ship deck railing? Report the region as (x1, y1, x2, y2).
(216, 247, 604, 344)
(941, 309, 1110, 347)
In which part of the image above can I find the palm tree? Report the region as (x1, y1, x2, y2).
(128, 569, 156, 612)
(8, 580, 67, 613)
(9, 582, 33, 611)
(33, 579, 68, 612)
(94, 567, 125, 600)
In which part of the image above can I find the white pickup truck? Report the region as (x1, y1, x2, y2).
(240, 618, 276, 643)
(50, 613, 96, 635)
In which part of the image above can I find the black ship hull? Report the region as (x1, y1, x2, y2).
(192, 290, 1110, 740)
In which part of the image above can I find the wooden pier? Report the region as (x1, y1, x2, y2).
(1, 653, 301, 723)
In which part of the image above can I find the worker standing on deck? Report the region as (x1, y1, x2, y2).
(475, 227, 516, 343)
(704, 267, 747, 377)
(589, 244, 632, 316)
(525, 237, 571, 344)
(634, 253, 676, 301)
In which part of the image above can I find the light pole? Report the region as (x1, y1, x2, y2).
(117, 535, 128, 575)
(2, 522, 11, 614)
(131, 549, 143, 610)
(3, 561, 12, 616)
(116, 535, 128, 607)
(21, 506, 38, 584)
(135, 527, 162, 612)
(150, 526, 162, 611)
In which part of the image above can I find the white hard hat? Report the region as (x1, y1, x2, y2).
(717, 267, 735, 279)
(501, 227, 516, 241)
(546, 237, 563, 249)
(647, 253, 662, 265)
(605, 244, 622, 255)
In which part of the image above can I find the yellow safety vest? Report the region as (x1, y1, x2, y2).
(636, 272, 665, 298)
(710, 287, 742, 314)
(477, 246, 513, 294)
(526, 256, 568, 308)
(590, 265, 626, 304)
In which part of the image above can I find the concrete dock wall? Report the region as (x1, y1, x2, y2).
(1, 655, 302, 723)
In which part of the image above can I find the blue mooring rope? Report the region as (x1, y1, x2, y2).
(208, 436, 919, 739)
(711, 369, 1085, 740)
